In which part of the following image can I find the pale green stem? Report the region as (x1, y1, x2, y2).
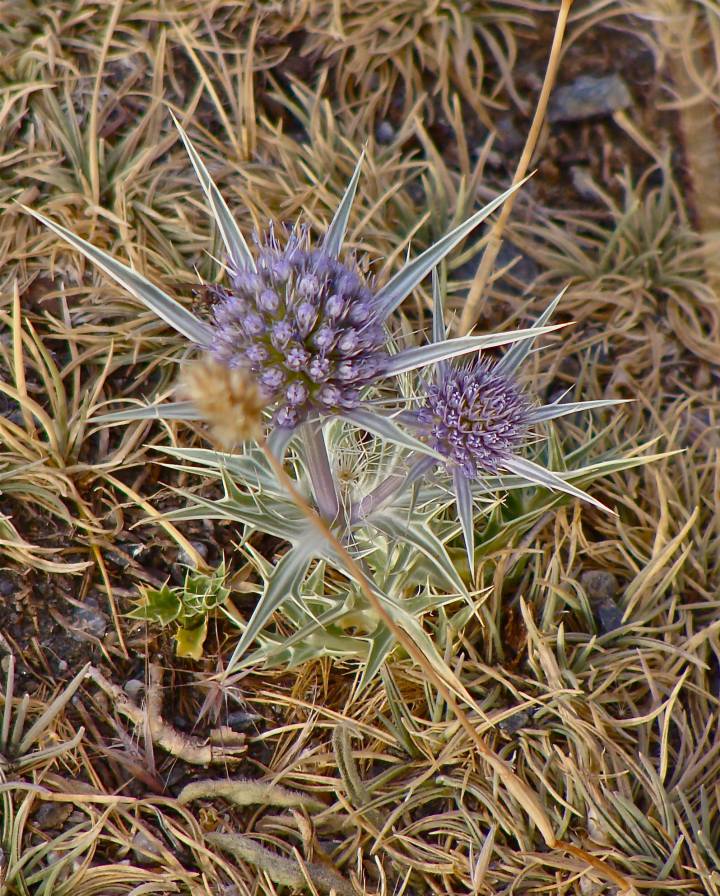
(302, 419, 340, 523)
(351, 472, 407, 524)
(351, 455, 433, 523)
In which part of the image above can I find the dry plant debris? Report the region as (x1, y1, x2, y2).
(87, 663, 247, 765)
(1, 0, 719, 894)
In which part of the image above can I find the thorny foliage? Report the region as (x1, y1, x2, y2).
(0, 1, 719, 895)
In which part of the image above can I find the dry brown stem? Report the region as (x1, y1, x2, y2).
(459, 0, 574, 335)
(87, 665, 246, 765)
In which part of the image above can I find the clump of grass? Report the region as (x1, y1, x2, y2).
(511, 160, 720, 370)
(303, 0, 536, 124)
(0, 656, 225, 894)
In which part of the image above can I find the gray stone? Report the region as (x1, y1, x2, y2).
(72, 602, 107, 639)
(549, 74, 631, 123)
(596, 598, 625, 634)
(178, 540, 208, 566)
(581, 571, 625, 633)
(580, 570, 619, 604)
(375, 121, 395, 144)
(33, 801, 73, 830)
(124, 679, 145, 701)
(498, 709, 534, 734)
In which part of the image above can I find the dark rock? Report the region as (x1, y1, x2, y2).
(596, 598, 625, 634)
(581, 570, 624, 633)
(498, 709, 534, 734)
(131, 830, 165, 865)
(33, 801, 73, 830)
(226, 710, 263, 731)
(178, 540, 208, 566)
(71, 601, 108, 640)
(549, 74, 631, 123)
(124, 679, 145, 701)
(453, 240, 538, 288)
(494, 115, 524, 152)
(580, 570, 619, 603)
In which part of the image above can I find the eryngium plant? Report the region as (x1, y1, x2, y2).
(25, 113, 641, 680)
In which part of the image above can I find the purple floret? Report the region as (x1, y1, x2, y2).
(206, 225, 389, 427)
(416, 359, 532, 478)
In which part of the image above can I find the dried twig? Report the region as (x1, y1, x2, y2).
(459, 0, 574, 335)
(87, 666, 246, 765)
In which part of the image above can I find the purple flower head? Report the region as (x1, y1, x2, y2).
(416, 358, 532, 478)
(208, 225, 389, 427)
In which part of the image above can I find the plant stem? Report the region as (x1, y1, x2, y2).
(352, 473, 407, 523)
(458, 0, 574, 336)
(351, 455, 433, 523)
(302, 418, 340, 523)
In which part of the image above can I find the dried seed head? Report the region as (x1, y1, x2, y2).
(181, 356, 266, 447)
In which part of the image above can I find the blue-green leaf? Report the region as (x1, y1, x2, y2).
(267, 425, 296, 462)
(502, 455, 613, 514)
(495, 287, 567, 377)
(226, 540, 317, 673)
(452, 468, 475, 575)
(370, 511, 469, 598)
(375, 178, 529, 320)
(93, 400, 200, 423)
(340, 409, 443, 460)
(385, 325, 562, 376)
(357, 625, 396, 693)
(431, 268, 447, 346)
(322, 152, 364, 258)
(527, 398, 632, 424)
(22, 207, 214, 345)
(171, 112, 256, 273)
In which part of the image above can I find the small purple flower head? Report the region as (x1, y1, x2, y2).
(207, 226, 389, 427)
(416, 358, 532, 478)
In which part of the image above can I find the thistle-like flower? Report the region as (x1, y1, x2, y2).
(26, 115, 566, 523)
(397, 279, 623, 569)
(208, 225, 387, 428)
(27, 122, 549, 451)
(416, 358, 532, 479)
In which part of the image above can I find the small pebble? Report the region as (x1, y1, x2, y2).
(581, 570, 624, 634)
(375, 120, 395, 144)
(226, 710, 263, 731)
(549, 74, 631, 123)
(498, 709, 534, 734)
(570, 166, 605, 201)
(124, 679, 145, 701)
(33, 801, 73, 830)
(494, 115, 524, 152)
(596, 598, 625, 634)
(178, 540, 209, 566)
(72, 603, 108, 640)
(131, 830, 164, 865)
(580, 570, 619, 604)
(496, 240, 539, 286)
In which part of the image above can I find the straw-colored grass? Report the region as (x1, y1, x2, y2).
(1, 1, 719, 894)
